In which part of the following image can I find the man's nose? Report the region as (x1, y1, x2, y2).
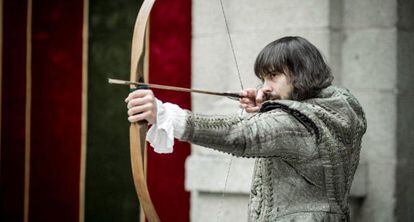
(256, 84, 272, 104)
(261, 82, 272, 93)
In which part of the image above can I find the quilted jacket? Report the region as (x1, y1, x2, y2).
(180, 86, 367, 221)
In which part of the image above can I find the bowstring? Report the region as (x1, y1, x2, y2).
(219, 0, 244, 90)
(217, 0, 245, 221)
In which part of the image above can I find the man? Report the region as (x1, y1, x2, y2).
(125, 36, 367, 221)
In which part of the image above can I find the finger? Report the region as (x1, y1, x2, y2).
(128, 111, 151, 123)
(245, 106, 260, 113)
(127, 95, 155, 109)
(240, 101, 257, 110)
(239, 103, 248, 109)
(240, 97, 256, 105)
(127, 103, 153, 116)
(239, 94, 257, 109)
(126, 89, 153, 102)
(241, 88, 257, 98)
(240, 101, 260, 112)
(130, 89, 153, 98)
(239, 98, 247, 106)
(256, 89, 265, 105)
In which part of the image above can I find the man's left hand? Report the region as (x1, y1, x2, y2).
(125, 89, 157, 124)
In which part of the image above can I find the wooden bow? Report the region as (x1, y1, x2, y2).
(125, 1, 241, 221)
(128, 0, 160, 221)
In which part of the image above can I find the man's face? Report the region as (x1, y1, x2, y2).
(260, 72, 293, 101)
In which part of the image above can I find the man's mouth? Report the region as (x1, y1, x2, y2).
(264, 92, 281, 101)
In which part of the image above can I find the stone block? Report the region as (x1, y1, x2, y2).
(397, 0, 414, 30)
(329, 0, 344, 29)
(236, 30, 332, 62)
(342, 29, 397, 90)
(359, 162, 396, 222)
(396, 91, 414, 220)
(191, 143, 238, 157)
(396, 93, 414, 160)
(192, 96, 240, 116)
(395, 151, 414, 221)
(192, 0, 226, 36)
(193, 0, 330, 36)
(397, 30, 414, 91)
(185, 155, 254, 193)
(350, 162, 368, 198)
(191, 192, 249, 222)
(329, 30, 345, 84)
(348, 89, 396, 162)
(192, 34, 248, 90)
(342, 0, 397, 28)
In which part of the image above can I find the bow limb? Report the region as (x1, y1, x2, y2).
(129, 0, 160, 222)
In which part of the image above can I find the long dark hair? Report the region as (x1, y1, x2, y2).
(254, 36, 333, 100)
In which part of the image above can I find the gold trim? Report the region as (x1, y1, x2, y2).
(79, 0, 89, 221)
(24, 0, 32, 221)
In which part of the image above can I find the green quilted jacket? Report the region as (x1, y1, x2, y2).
(180, 86, 367, 222)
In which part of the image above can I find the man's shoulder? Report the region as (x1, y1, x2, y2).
(258, 85, 367, 141)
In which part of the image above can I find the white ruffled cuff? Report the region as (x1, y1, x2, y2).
(146, 99, 187, 153)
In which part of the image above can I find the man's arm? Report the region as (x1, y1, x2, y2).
(125, 89, 318, 160)
(180, 110, 317, 160)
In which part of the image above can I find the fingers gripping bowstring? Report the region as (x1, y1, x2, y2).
(217, 0, 244, 221)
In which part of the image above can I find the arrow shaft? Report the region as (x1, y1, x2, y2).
(108, 78, 242, 99)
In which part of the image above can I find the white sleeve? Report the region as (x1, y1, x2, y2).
(146, 99, 187, 154)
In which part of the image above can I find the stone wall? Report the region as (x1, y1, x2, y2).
(188, 0, 411, 221)
(396, 1, 414, 221)
(334, 0, 397, 221)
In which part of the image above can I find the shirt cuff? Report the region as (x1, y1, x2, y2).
(146, 99, 187, 153)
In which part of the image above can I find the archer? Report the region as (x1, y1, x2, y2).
(125, 36, 366, 221)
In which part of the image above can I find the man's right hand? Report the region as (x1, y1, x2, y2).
(240, 86, 275, 113)
(239, 88, 260, 113)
